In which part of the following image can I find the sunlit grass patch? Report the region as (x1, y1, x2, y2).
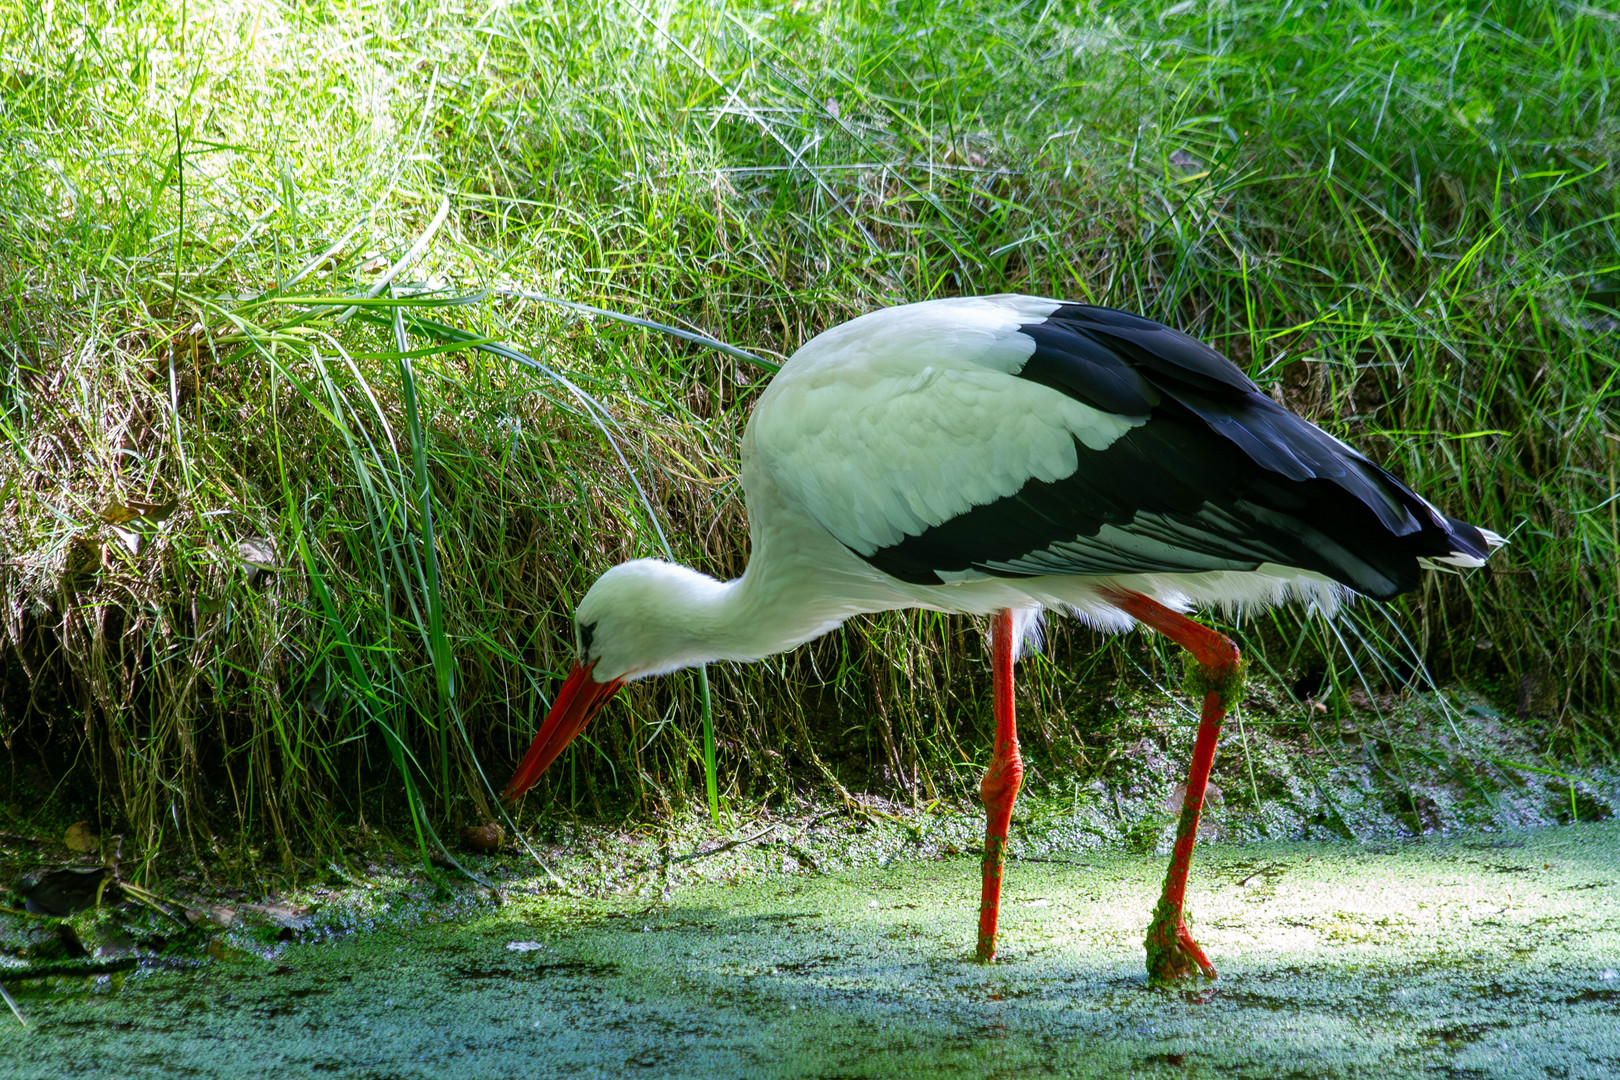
(0, 0, 1614, 876)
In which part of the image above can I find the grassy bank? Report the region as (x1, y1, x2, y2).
(0, 0, 1615, 876)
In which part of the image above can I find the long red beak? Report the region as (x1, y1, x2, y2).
(502, 663, 625, 803)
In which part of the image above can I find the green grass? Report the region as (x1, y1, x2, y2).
(0, 0, 1615, 875)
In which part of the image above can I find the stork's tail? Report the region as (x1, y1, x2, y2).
(1418, 515, 1505, 572)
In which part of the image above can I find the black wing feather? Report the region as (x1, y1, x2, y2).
(860, 303, 1491, 600)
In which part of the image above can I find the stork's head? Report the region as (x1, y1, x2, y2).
(502, 559, 726, 802)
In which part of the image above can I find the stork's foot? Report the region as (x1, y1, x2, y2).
(1144, 899, 1217, 984)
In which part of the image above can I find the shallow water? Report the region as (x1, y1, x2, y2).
(5, 822, 1618, 1079)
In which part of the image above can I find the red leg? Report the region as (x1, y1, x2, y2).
(976, 609, 1023, 962)
(1103, 588, 1243, 984)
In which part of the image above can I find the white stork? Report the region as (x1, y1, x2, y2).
(503, 294, 1499, 983)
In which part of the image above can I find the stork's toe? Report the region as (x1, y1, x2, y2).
(1145, 902, 1217, 984)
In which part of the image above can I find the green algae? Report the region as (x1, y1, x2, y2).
(3, 823, 1618, 1078)
(1181, 653, 1246, 708)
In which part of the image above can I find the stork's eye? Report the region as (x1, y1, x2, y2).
(578, 621, 597, 655)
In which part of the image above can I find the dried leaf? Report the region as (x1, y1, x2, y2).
(1165, 782, 1222, 815)
(110, 525, 141, 555)
(238, 537, 282, 584)
(127, 498, 179, 524)
(237, 537, 279, 567)
(185, 906, 236, 928)
(1169, 148, 1203, 172)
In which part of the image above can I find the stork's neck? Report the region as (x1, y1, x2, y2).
(584, 473, 915, 681)
(707, 487, 923, 665)
(597, 543, 898, 681)
(681, 557, 861, 668)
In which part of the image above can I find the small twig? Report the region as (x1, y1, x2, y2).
(1, 981, 25, 1027)
(799, 809, 845, 832)
(602, 808, 850, 888)
(670, 826, 777, 865)
(1237, 862, 1285, 888)
(851, 805, 912, 827)
(116, 879, 192, 930)
(602, 825, 782, 886)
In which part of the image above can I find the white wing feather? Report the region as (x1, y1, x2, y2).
(749, 298, 1144, 558)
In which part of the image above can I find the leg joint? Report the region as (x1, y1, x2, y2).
(980, 756, 1024, 807)
(1101, 587, 1244, 703)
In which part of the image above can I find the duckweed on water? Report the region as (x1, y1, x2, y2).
(3, 822, 1617, 1078)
